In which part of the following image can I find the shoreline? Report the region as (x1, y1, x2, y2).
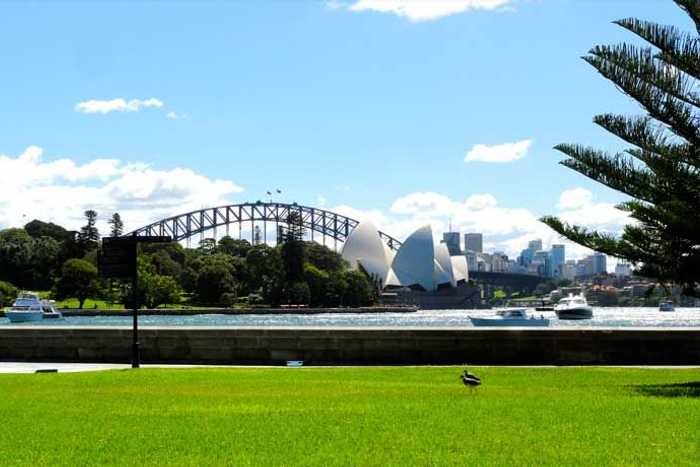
(39, 306, 419, 317)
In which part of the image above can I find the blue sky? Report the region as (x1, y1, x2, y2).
(0, 0, 690, 260)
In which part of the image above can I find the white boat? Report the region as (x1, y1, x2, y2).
(555, 294, 593, 320)
(659, 301, 675, 312)
(469, 308, 550, 327)
(5, 292, 44, 323)
(41, 300, 63, 319)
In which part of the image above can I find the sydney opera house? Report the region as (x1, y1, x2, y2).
(341, 222, 469, 292)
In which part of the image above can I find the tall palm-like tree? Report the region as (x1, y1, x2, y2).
(541, 0, 700, 296)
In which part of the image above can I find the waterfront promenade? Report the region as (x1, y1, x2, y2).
(2, 325, 698, 366)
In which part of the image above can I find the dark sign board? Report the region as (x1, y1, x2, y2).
(99, 238, 137, 279)
(98, 236, 172, 279)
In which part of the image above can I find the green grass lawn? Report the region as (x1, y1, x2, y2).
(0, 367, 698, 466)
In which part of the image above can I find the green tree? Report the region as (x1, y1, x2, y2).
(217, 236, 251, 257)
(24, 219, 72, 242)
(108, 213, 124, 237)
(246, 244, 283, 301)
(282, 281, 310, 305)
(0, 281, 18, 307)
(304, 241, 346, 272)
(78, 210, 100, 249)
(140, 272, 181, 308)
(304, 263, 330, 307)
(197, 238, 217, 256)
(195, 255, 238, 305)
(281, 239, 305, 283)
(54, 258, 99, 309)
(541, 1, 700, 296)
(342, 270, 375, 307)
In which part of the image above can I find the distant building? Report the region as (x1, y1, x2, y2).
(464, 233, 483, 254)
(562, 260, 577, 280)
(528, 239, 543, 252)
(518, 238, 543, 268)
(577, 256, 594, 276)
(534, 250, 551, 277)
(442, 232, 462, 256)
(592, 252, 607, 274)
(465, 250, 478, 271)
(551, 244, 565, 277)
(615, 261, 632, 277)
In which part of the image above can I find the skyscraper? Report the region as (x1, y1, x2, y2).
(442, 232, 461, 256)
(592, 252, 607, 274)
(551, 244, 565, 277)
(464, 233, 483, 253)
(528, 239, 543, 252)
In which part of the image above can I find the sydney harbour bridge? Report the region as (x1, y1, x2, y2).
(126, 201, 545, 294)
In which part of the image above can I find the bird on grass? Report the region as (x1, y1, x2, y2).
(461, 369, 481, 389)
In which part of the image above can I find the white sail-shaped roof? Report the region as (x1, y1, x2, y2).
(435, 242, 457, 287)
(391, 225, 436, 291)
(451, 255, 469, 283)
(341, 221, 393, 287)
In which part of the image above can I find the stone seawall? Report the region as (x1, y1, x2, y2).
(1, 327, 698, 365)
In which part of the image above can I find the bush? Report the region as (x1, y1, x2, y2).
(0, 281, 18, 307)
(282, 281, 310, 305)
(220, 292, 237, 307)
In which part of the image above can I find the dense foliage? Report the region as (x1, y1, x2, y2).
(541, 0, 700, 295)
(0, 215, 376, 308)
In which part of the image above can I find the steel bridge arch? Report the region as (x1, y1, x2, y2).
(125, 202, 403, 251)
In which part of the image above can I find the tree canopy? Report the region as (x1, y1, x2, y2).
(541, 0, 700, 296)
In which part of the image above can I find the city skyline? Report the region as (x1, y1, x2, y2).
(0, 1, 690, 265)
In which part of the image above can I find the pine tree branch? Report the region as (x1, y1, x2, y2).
(673, 0, 700, 35)
(585, 53, 700, 145)
(589, 44, 700, 108)
(614, 17, 700, 79)
(539, 216, 624, 256)
(593, 114, 699, 168)
(555, 144, 659, 203)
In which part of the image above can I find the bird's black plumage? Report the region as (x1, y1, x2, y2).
(461, 369, 481, 387)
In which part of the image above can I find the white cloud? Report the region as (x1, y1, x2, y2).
(556, 188, 630, 234)
(557, 187, 592, 210)
(0, 146, 244, 233)
(166, 111, 188, 120)
(348, 0, 513, 22)
(75, 98, 164, 114)
(465, 139, 532, 163)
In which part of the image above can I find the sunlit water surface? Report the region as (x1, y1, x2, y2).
(1, 307, 699, 328)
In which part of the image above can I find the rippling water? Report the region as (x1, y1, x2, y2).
(1, 307, 699, 328)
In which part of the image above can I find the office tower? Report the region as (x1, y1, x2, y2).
(464, 233, 483, 253)
(442, 232, 461, 256)
(551, 244, 565, 277)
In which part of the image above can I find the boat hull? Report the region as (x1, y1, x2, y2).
(5, 311, 44, 323)
(469, 317, 550, 327)
(555, 308, 593, 320)
(42, 312, 63, 319)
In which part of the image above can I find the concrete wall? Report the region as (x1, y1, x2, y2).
(0, 326, 698, 366)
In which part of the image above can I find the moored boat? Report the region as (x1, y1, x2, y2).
(470, 308, 550, 327)
(5, 292, 44, 323)
(554, 294, 593, 320)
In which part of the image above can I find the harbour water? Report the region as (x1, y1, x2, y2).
(1, 307, 699, 328)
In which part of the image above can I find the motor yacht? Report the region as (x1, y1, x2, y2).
(554, 294, 593, 320)
(469, 308, 550, 327)
(5, 292, 45, 323)
(659, 301, 675, 312)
